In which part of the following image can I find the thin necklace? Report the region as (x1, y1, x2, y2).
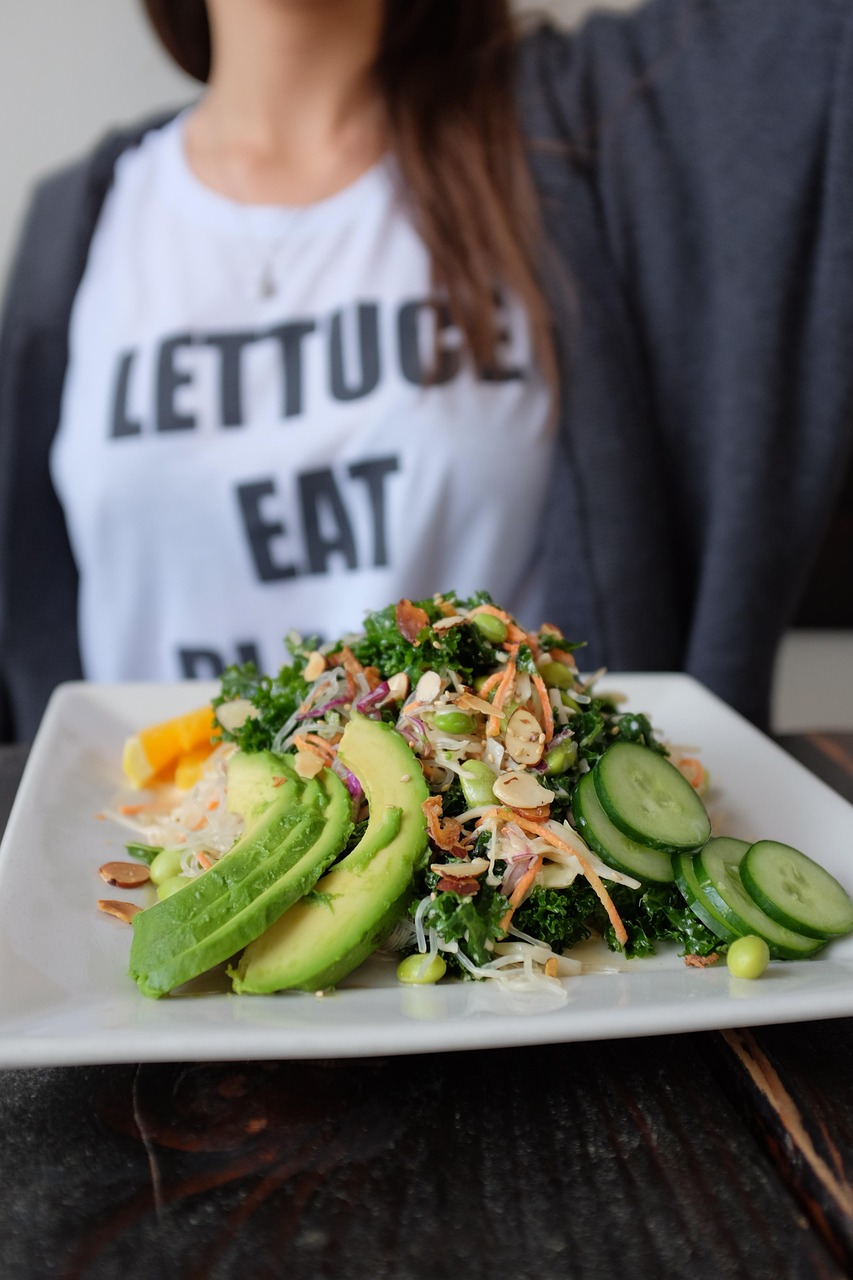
(242, 210, 300, 299)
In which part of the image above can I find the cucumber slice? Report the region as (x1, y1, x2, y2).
(741, 840, 853, 940)
(696, 838, 824, 960)
(674, 851, 740, 944)
(593, 742, 711, 853)
(574, 771, 674, 884)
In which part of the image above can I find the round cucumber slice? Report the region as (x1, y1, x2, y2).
(574, 771, 674, 884)
(741, 840, 853, 940)
(593, 742, 711, 853)
(674, 852, 739, 944)
(696, 838, 824, 960)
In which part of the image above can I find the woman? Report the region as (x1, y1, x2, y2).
(1, 0, 851, 742)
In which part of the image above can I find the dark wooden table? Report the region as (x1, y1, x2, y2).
(2, 737, 853, 1280)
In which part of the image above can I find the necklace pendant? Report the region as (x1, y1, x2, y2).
(259, 266, 277, 299)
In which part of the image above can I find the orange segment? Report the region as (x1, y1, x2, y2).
(174, 741, 219, 791)
(122, 705, 218, 789)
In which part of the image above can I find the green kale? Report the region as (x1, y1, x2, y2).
(213, 659, 310, 752)
(345, 593, 499, 689)
(438, 776, 467, 819)
(614, 711, 668, 755)
(418, 877, 508, 968)
(595, 882, 723, 959)
(537, 632, 586, 655)
(513, 883, 599, 951)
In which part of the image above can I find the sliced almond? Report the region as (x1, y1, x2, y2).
(98, 861, 151, 889)
(493, 770, 553, 809)
(505, 707, 546, 766)
(294, 749, 326, 779)
(97, 899, 142, 923)
(303, 650, 327, 682)
(215, 698, 259, 733)
(385, 672, 409, 703)
(429, 857, 491, 878)
(414, 670, 442, 704)
(455, 692, 499, 717)
(431, 615, 466, 632)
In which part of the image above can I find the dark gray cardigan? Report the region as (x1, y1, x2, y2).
(2, 0, 852, 742)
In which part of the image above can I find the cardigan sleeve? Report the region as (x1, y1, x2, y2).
(0, 115, 178, 742)
(519, 0, 853, 723)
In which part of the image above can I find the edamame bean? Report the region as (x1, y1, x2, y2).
(149, 847, 185, 886)
(459, 759, 497, 807)
(726, 935, 770, 979)
(396, 953, 447, 985)
(433, 710, 476, 735)
(538, 660, 574, 690)
(544, 739, 578, 775)
(157, 873, 192, 901)
(471, 612, 508, 644)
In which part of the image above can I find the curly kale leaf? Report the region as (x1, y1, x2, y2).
(417, 878, 508, 968)
(345, 593, 500, 688)
(613, 711, 668, 755)
(513, 883, 599, 951)
(595, 882, 723, 959)
(213, 660, 310, 752)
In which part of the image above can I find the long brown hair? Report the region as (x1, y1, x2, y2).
(141, 0, 555, 387)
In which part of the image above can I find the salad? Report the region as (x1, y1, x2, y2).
(99, 591, 853, 998)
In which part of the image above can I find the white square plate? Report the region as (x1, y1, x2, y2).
(2, 675, 853, 1068)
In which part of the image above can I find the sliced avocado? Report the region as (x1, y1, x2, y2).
(232, 715, 429, 993)
(129, 751, 353, 997)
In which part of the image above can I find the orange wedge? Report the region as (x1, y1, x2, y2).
(174, 741, 219, 791)
(122, 705, 219, 789)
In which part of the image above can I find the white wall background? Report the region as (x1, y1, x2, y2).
(2, 0, 847, 730)
(0, 0, 639, 286)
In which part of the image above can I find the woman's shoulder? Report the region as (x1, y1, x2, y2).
(5, 111, 181, 330)
(517, 0, 852, 143)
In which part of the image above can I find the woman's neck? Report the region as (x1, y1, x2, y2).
(185, 0, 386, 205)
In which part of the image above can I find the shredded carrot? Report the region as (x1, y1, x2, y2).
(487, 644, 519, 737)
(188, 814, 208, 832)
(499, 855, 543, 932)
(206, 796, 220, 811)
(197, 852, 213, 870)
(401, 699, 425, 717)
(118, 803, 146, 816)
(485, 807, 628, 946)
(677, 757, 705, 791)
(531, 671, 555, 743)
(476, 672, 503, 700)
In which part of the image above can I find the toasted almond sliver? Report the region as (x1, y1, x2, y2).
(303, 650, 327, 682)
(294, 749, 325, 779)
(493, 770, 553, 809)
(431, 615, 466, 632)
(98, 861, 151, 889)
(455, 692, 498, 717)
(385, 672, 410, 703)
(97, 899, 142, 923)
(505, 707, 546, 766)
(216, 697, 259, 733)
(414, 670, 442, 704)
(429, 857, 491, 878)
